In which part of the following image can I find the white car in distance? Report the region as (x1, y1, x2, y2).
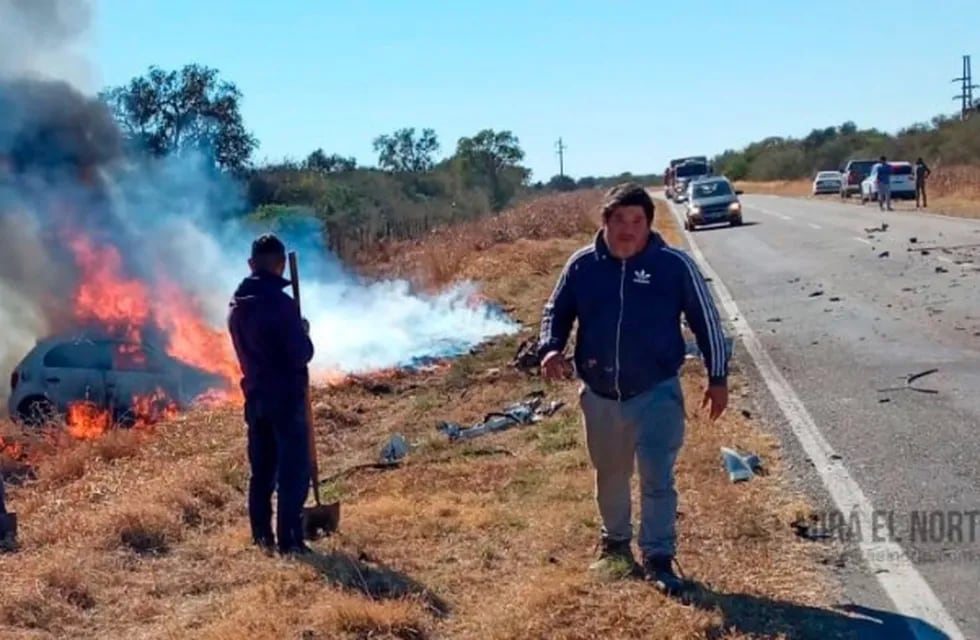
(812, 171, 842, 196)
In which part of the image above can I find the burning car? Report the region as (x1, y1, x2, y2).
(8, 331, 228, 433)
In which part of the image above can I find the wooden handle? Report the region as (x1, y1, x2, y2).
(287, 251, 319, 506)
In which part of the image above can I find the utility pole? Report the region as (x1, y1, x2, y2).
(952, 54, 978, 119)
(555, 137, 567, 177)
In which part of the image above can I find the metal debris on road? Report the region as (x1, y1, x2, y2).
(438, 392, 565, 442)
(809, 290, 824, 297)
(864, 223, 889, 233)
(878, 251, 890, 258)
(876, 368, 940, 395)
(721, 447, 764, 482)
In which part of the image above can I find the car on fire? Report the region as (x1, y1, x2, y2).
(7, 332, 227, 428)
(682, 176, 745, 231)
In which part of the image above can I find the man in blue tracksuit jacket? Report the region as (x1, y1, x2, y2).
(228, 233, 315, 556)
(538, 182, 728, 594)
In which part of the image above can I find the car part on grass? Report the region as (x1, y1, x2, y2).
(876, 368, 940, 395)
(379, 433, 409, 465)
(721, 446, 763, 482)
(438, 392, 565, 442)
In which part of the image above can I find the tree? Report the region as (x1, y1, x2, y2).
(454, 129, 527, 210)
(304, 148, 356, 173)
(372, 127, 439, 172)
(100, 63, 258, 171)
(547, 174, 577, 192)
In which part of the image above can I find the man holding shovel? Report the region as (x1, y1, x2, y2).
(228, 233, 315, 556)
(537, 183, 728, 595)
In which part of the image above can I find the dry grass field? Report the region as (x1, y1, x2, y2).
(0, 190, 868, 639)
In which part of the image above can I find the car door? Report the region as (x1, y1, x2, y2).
(39, 339, 110, 413)
(102, 341, 181, 422)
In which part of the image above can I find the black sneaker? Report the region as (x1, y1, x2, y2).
(253, 536, 276, 555)
(643, 554, 686, 596)
(588, 539, 638, 578)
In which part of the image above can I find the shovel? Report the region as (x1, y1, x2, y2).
(287, 251, 341, 540)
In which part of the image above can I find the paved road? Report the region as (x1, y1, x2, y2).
(669, 194, 980, 639)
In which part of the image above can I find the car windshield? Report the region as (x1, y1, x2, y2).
(676, 162, 709, 177)
(693, 181, 732, 198)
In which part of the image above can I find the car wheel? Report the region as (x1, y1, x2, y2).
(16, 396, 57, 428)
(730, 217, 743, 227)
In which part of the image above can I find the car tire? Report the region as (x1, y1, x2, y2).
(730, 217, 743, 227)
(16, 396, 57, 429)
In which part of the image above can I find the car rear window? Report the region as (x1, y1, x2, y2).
(848, 161, 875, 173)
(890, 164, 913, 175)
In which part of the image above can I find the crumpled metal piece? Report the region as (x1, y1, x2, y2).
(438, 393, 566, 442)
(379, 434, 409, 465)
(721, 446, 763, 482)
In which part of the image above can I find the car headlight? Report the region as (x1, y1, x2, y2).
(728, 202, 741, 212)
(690, 206, 701, 215)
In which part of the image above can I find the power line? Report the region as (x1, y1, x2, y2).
(952, 54, 978, 119)
(555, 137, 567, 177)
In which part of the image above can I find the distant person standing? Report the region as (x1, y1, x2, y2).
(915, 157, 932, 209)
(873, 155, 893, 211)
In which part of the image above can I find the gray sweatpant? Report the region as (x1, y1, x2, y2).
(580, 376, 686, 558)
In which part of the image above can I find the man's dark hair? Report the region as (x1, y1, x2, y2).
(879, 155, 887, 162)
(251, 233, 286, 260)
(601, 182, 655, 224)
(250, 233, 286, 272)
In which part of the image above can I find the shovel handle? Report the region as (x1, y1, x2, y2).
(288, 251, 320, 507)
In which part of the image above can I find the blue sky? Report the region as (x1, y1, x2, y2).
(91, 0, 980, 181)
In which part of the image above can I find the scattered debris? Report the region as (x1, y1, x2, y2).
(877, 368, 940, 395)
(909, 237, 918, 243)
(512, 336, 541, 371)
(829, 296, 841, 302)
(879, 398, 890, 404)
(767, 317, 782, 323)
(740, 409, 752, 419)
(878, 251, 890, 258)
(809, 290, 824, 298)
(438, 392, 565, 442)
(379, 434, 409, 465)
(936, 266, 949, 273)
(790, 513, 834, 541)
(920, 250, 931, 255)
(864, 222, 889, 233)
(721, 447, 763, 482)
(787, 277, 801, 284)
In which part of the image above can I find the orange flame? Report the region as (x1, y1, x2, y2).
(59, 228, 243, 440)
(66, 388, 180, 440)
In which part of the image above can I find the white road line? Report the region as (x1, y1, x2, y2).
(854, 237, 873, 245)
(779, 214, 793, 221)
(808, 222, 822, 230)
(663, 197, 966, 640)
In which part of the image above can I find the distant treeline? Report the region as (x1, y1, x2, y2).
(712, 112, 980, 182)
(97, 63, 663, 260)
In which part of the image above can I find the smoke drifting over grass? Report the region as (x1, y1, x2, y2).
(0, 3, 519, 409)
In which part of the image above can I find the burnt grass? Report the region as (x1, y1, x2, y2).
(0, 190, 866, 640)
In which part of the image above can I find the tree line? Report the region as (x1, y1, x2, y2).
(711, 113, 980, 182)
(98, 63, 631, 259)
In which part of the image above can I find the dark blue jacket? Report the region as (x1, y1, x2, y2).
(538, 230, 728, 400)
(227, 271, 314, 402)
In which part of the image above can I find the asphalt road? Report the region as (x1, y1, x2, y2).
(669, 193, 980, 640)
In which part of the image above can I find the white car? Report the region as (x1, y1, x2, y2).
(812, 171, 842, 195)
(7, 332, 225, 427)
(860, 161, 916, 203)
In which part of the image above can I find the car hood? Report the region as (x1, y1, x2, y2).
(691, 195, 737, 207)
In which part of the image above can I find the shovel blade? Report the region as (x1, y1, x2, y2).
(302, 501, 340, 541)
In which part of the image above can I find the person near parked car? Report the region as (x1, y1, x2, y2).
(227, 233, 315, 556)
(537, 182, 729, 596)
(873, 155, 893, 211)
(915, 157, 932, 209)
